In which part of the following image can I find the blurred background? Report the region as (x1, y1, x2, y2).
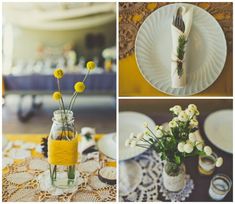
(2, 2, 116, 134)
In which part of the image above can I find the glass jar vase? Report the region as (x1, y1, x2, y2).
(163, 162, 186, 192)
(48, 110, 78, 189)
(198, 152, 217, 176)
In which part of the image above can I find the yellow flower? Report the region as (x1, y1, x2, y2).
(53, 68, 64, 79)
(74, 82, 86, 93)
(52, 91, 62, 101)
(86, 61, 96, 70)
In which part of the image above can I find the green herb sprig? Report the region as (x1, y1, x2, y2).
(176, 35, 187, 78)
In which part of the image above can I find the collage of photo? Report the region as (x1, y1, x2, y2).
(2, 1, 233, 202)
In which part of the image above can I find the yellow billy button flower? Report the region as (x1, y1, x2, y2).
(74, 82, 86, 93)
(86, 61, 96, 71)
(52, 91, 62, 101)
(54, 68, 64, 79)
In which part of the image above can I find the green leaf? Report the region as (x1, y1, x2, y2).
(174, 155, 181, 165)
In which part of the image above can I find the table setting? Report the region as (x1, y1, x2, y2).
(2, 132, 117, 202)
(2, 62, 117, 202)
(119, 2, 232, 96)
(119, 103, 233, 202)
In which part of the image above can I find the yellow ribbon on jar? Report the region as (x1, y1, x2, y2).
(48, 137, 78, 165)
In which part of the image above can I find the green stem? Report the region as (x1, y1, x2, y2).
(69, 92, 78, 111)
(67, 165, 75, 185)
(83, 70, 90, 83)
(68, 92, 77, 110)
(69, 70, 90, 111)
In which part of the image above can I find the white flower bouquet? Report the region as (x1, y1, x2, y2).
(125, 104, 223, 176)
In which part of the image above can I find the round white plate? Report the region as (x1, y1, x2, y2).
(97, 133, 116, 159)
(135, 3, 227, 96)
(119, 112, 155, 160)
(204, 109, 233, 154)
(119, 160, 142, 196)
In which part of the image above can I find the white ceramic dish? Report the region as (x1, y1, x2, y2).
(135, 3, 227, 96)
(204, 109, 233, 154)
(97, 133, 116, 160)
(119, 160, 142, 196)
(119, 112, 155, 160)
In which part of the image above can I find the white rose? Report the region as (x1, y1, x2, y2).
(170, 105, 182, 115)
(216, 157, 223, 167)
(183, 143, 194, 153)
(204, 146, 212, 156)
(188, 104, 197, 111)
(189, 132, 196, 143)
(172, 117, 179, 122)
(137, 132, 144, 140)
(195, 110, 200, 116)
(158, 126, 163, 130)
(125, 139, 131, 147)
(155, 130, 163, 138)
(177, 142, 185, 152)
(190, 118, 199, 128)
(195, 141, 203, 151)
(185, 108, 195, 118)
(178, 111, 189, 122)
(169, 120, 177, 128)
(130, 140, 137, 148)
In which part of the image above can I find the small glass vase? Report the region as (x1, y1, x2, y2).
(163, 162, 186, 192)
(198, 152, 217, 176)
(48, 110, 78, 189)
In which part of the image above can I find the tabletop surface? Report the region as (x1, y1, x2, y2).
(2, 134, 117, 202)
(119, 99, 233, 201)
(119, 2, 233, 96)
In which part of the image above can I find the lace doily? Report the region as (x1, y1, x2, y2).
(120, 150, 194, 202)
(3, 142, 116, 202)
(120, 150, 162, 202)
(158, 174, 194, 202)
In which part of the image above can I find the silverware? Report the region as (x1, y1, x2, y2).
(173, 7, 185, 32)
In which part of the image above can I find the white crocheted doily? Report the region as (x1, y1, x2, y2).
(37, 170, 84, 195)
(120, 150, 161, 202)
(120, 150, 194, 202)
(158, 174, 194, 201)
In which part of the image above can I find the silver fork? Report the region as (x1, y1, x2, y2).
(173, 7, 185, 32)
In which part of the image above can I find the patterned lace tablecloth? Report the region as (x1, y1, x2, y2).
(119, 150, 194, 202)
(119, 2, 232, 59)
(2, 135, 116, 202)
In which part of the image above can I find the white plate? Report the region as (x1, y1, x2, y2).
(119, 160, 142, 196)
(135, 3, 227, 96)
(97, 133, 116, 160)
(119, 112, 155, 160)
(204, 109, 233, 154)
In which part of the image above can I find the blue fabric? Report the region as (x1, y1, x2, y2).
(3, 73, 116, 94)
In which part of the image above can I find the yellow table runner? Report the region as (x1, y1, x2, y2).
(4, 134, 116, 168)
(5, 133, 104, 144)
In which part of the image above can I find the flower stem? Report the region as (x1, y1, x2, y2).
(69, 70, 90, 111)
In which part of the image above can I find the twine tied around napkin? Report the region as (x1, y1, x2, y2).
(171, 6, 193, 88)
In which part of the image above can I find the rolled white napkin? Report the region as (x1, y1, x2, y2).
(171, 6, 193, 88)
